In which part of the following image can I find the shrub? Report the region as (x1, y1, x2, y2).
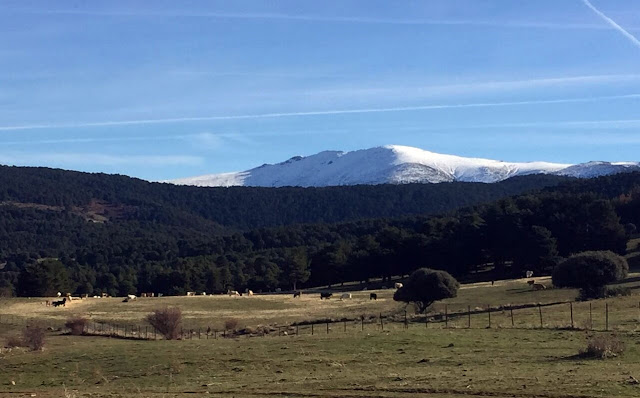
(22, 323, 46, 351)
(146, 307, 182, 340)
(605, 286, 632, 298)
(581, 335, 625, 359)
(552, 251, 628, 298)
(224, 318, 239, 331)
(4, 335, 23, 348)
(393, 268, 459, 313)
(65, 317, 89, 336)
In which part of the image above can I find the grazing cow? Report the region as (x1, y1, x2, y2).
(127, 294, 136, 300)
(394, 283, 403, 289)
(201, 292, 207, 296)
(526, 270, 534, 278)
(369, 293, 377, 300)
(247, 290, 254, 296)
(293, 291, 302, 298)
(532, 283, 546, 291)
(340, 293, 352, 300)
(227, 290, 240, 296)
(320, 292, 333, 300)
(57, 292, 62, 297)
(52, 298, 66, 307)
(527, 280, 536, 286)
(186, 291, 196, 297)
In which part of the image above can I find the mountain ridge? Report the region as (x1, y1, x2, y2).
(170, 145, 639, 187)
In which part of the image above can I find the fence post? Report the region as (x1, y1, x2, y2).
(445, 305, 448, 329)
(198, 328, 201, 339)
(311, 323, 314, 335)
(589, 303, 593, 330)
(361, 317, 364, 331)
(510, 307, 514, 327)
(344, 320, 346, 333)
(380, 314, 384, 331)
(404, 310, 408, 330)
(570, 302, 574, 329)
(326, 322, 329, 334)
(467, 305, 471, 329)
(214, 330, 217, 339)
(605, 303, 609, 331)
(296, 324, 299, 335)
(487, 305, 491, 328)
(538, 304, 543, 328)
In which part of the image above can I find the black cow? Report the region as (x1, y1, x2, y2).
(369, 293, 377, 300)
(293, 291, 302, 298)
(320, 292, 333, 300)
(52, 298, 66, 307)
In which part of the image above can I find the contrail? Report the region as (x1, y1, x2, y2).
(3, 7, 632, 30)
(582, 0, 640, 48)
(1, 93, 639, 132)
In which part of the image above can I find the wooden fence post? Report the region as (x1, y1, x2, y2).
(361, 317, 364, 331)
(570, 302, 574, 329)
(404, 310, 408, 330)
(445, 305, 448, 329)
(467, 305, 471, 329)
(311, 323, 314, 335)
(344, 320, 346, 332)
(538, 304, 543, 328)
(296, 324, 299, 335)
(380, 314, 384, 331)
(510, 307, 514, 327)
(487, 305, 491, 328)
(326, 322, 329, 334)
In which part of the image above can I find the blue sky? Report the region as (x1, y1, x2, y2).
(1, 0, 639, 180)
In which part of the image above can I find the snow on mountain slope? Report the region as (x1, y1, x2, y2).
(168, 145, 638, 188)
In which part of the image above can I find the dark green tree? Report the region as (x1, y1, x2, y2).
(393, 268, 459, 313)
(17, 259, 71, 297)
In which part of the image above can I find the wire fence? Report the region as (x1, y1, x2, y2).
(2, 298, 640, 341)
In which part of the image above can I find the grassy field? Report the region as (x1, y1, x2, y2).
(2, 274, 640, 397)
(3, 242, 640, 397)
(2, 327, 640, 397)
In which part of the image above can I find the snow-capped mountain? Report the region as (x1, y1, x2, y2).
(168, 145, 640, 188)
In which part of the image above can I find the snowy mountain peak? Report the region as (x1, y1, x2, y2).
(168, 146, 639, 188)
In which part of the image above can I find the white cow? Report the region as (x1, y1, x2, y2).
(228, 290, 240, 296)
(394, 283, 403, 289)
(525, 270, 534, 278)
(127, 294, 136, 300)
(340, 293, 352, 300)
(247, 290, 254, 296)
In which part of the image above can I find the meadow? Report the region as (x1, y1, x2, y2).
(2, 273, 640, 397)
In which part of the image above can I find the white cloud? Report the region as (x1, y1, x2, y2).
(1, 93, 639, 132)
(6, 7, 637, 31)
(0, 153, 203, 167)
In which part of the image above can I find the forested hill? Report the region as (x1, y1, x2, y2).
(0, 165, 572, 229)
(1, 165, 640, 298)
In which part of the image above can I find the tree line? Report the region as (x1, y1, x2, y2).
(0, 167, 639, 297)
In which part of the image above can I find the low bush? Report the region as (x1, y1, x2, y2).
(581, 335, 625, 359)
(224, 318, 239, 331)
(605, 286, 632, 297)
(146, 307, 182, 340)
(65, 317, 89, 335)
(22, 323, 46, 351)
(4, 335, 23, 348)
